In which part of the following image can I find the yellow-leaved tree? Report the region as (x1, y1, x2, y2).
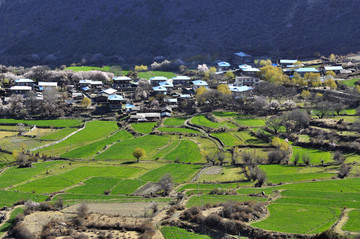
(133, 147, 146, 162)
(217, 84, 231, 95)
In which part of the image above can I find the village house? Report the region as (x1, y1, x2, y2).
(217, 61, 231, 72)
(294, 68, 319, 76)
(239, 65, 260, 76)
(150, 76, 168, 86)
(38, 82, 58, 90)
(228, 85, 253, 98)
(159, 81, 174, 94)
(90, 81, 103, 89)
(15, 79, 35, 87)
(129, 112, 161, 122)
(191, 80, 209, 91)
(152, 86, 167, 95)
(172, 76, 192, 86)
(279, 59, 298, 67)
(113, 76, 132, 88)
(79, 79, 92, 88)
(9, 86, 32, 95)
(324, 66, 344, 74)
(234, 76, 260, 87)
(108, 94, 125, 110)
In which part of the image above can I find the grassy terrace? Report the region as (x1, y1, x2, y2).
(131, 122, 157, 134)
(161, 227, 212, 239)
(191, 115, 237, 129)
(38, 121, 119, 156)
(163, 117, 187, 126)
(95, 135, 170, 160)
(163, 140, 203, 163)
(158, 127, 199, 134)
(61, 130, 133, 159)
(0, 118, 82, 127)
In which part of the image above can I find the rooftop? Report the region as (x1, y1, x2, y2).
(280, 59, 298, 64)
(113, 76, 132, 81)
(39, 82, 58, 87)
(102, 88, 117, 95)
(192, 80, 208, 86)
(173, 76, 191, 80)
(10, 86, 32, 91)
(150, 76, 168, 81)
(217, 61, 231, 67)
(108, 94, 124, 101)
(15, 78, 34, 83)
(324, 66, 344, 71)
(294, 68, 319, 73)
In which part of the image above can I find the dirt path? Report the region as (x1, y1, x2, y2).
(30, 122, 87, 152)
(333, 208, 353, 234)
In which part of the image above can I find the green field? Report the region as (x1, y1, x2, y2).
(163, 117, 187, 126)
(95, 135, 170, 160)
(187, 194, 267, 207)
(67, 177, 122, 195)
(290, 146, 333, 165)
(40, 128, 77, 141)
(131, 122, 157, 134)
(38, 121, 119, 155)
(260, 165, 334, 184)
(111, 179, 146, 195)
(212, 112, 246, 118)
(234, 118, 265, 127)
(211, 132, 241, 146)
(164, 140, 203, 163)
(340, 78, 359, 87)
(0, 118, 82, 127)
(191, 115, 237, 129)
(0, 161, 62, 189)
(199, 166, 247, 182)
(342, 210, 360, 232)
(158, 127, 199, 134)
(252, 203, 340, 234)
(137, 71, 177, 79)
(14, 166, 141, 194)
(161, 227, 212, 239)
(211, 131, 263, 147)
(141, 164, 201, 183)
(0, 190, 48, 208)
(61, 130, 133, 159)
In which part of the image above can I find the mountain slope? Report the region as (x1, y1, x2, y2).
(0, 0, 359, 65)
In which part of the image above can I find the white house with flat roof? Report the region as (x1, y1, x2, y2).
(324, 66, 343, 74)
(15, 79, 34, 87)
(150, 76, 168, 86)
(10, 86, 32, 95)
(172, 76, 191, 86)
(113, 76, 132, 88)
(38, 82, 58, 89)
(192, 80, 208, 91)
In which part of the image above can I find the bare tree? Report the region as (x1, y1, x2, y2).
(158, 173, 173, 196)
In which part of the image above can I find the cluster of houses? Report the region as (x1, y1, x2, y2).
(0, 57, 350, 122)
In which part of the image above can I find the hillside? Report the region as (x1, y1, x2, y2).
(0, 0, 359, 66)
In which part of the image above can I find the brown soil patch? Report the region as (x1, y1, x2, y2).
(63, 202, 169, 217)
(22, 211, 66, 238)
(203, 166, 223, 175)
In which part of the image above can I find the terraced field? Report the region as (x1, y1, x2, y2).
(191, 115, 237, 129)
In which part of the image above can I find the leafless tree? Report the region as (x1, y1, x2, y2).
(158, 173, 173, 196)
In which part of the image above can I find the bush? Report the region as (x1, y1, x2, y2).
(77, 203, 89, 218)
(333, 151, 346, 164)
(338, 163, 351, 179)
(9, 223, 35, 239)
(302, 153, 311, 165)
(205, 214, 222, 228)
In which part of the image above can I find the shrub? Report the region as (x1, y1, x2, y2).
(338, 163, 351, 179)
(294, 152, 300, 166)
(205, 214, 222, 228)
(333, 151, 346, 164)
(9, 223, 35, 239)
(302, 153, 311, 165)
(77, 203, 89, 218)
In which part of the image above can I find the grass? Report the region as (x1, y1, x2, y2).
(158, 127, 198, 134)
(38, 121, 119, 156)
(340, 78, 359, 87)
(111, 179, 146, 195)
(290, 146, 333, 165)
(137, 71, 177, 79)
(0, 207, 24, 233)
(0, 136, 49, 151)
(0, 190, 48, 208)
(186, 194, 267, 207)
(64, 66, 111, 72)
(342, 210, 360, 232)
(40, 128, 77, 141)
(161, 227, 212, 239)
(67, 177, 122, 195)
(141, 164, 202, 183)
(95, 135, 170, 160)
(234, 118, 265, 127)
(179, 182, 248, 192)
(131, 122, 157, 134)
(163, 117, 187, 126)
(0, 161, 62, 189)
(199, 166, 247, 182)
(191, 116, 237, 129)
(14, 166, 141, 193)
(252, 203, 340, 234)
(152, 140, 180, 159)
(61, 130, 133, 159)
(164, 140, 203, 163)
(259, 165, 334, 184)
(211, 132, 241, 147)
(0, 131, 17, 139)
(212, 112, 246, 118)
(0, 118, 82, 127)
